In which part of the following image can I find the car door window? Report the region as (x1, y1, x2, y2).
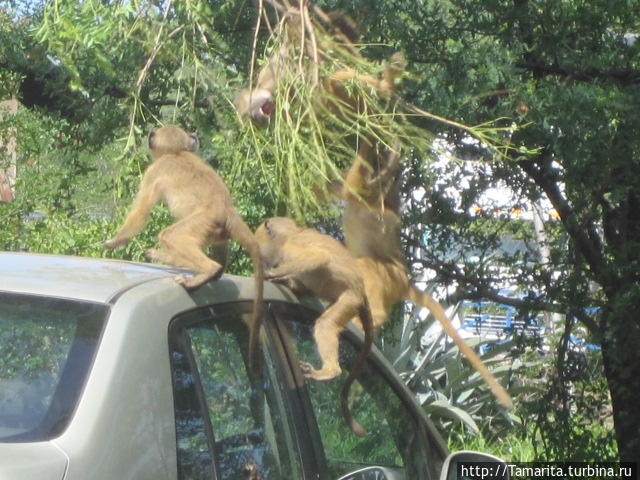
(0, 292, 107, 442)
(273, 304, 443, 480)
(169, 304, 302, 480)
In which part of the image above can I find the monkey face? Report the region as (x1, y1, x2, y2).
(249, 90, 274, 128)
(234, 88, 275, 128)
(256, 217, 291, 245)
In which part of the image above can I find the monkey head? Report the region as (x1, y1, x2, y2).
(233, 58, 280, 128)
(233, 88, 275, 128)
(255, 217, 302, 264)
(148, 125, 199, 160)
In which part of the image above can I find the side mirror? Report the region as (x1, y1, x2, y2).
(337, 465, 404, 480)
(440, 451, 510, 480)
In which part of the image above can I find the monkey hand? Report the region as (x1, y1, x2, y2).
(265, 269, 287, 282)
(299, 361, 341, 381)
(266, 271, 299, 291)
(103, 237, 128, 249)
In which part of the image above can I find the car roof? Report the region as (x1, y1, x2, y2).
(0, 252, 291, 305)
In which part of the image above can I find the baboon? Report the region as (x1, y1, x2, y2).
(104, 125, 264, 371)
(237, 6, 512, 408)
(339, 144, 513, 410)
(233, 8, 405, 129)
(254, 216, 374, 436)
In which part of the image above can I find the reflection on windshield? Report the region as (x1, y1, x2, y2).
(271, 302, 440, 480)
(170, 306, 302, 479)
(0, 292, 108, 442)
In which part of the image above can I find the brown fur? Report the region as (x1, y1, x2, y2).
(322, 51, 405, 120)
(104, 125, 264, 371)
(254, 216, 374, 436)
(341, 145, 513, 410)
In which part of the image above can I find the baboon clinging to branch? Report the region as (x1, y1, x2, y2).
(104, 125, 264, 371)
(254, 216, 374, 436)
(339, 143, 514, 410)
(233, 5, 405, 130)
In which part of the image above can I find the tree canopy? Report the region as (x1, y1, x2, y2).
(1, 0, 638, 461)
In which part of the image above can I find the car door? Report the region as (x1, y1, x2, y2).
(269, 301, 448, 480)
(168, 301, 323, 480)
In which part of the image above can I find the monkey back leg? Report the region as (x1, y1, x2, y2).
(350, 259, 405, 330)
(149, 213, 224, 289)
(300, 291, 361, 381)
(350, 288, 389, 330)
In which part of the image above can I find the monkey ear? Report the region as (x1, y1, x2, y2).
(264, 219, 273, 235)
(148, 130, 156, 149)
(188, 133, 199, 152)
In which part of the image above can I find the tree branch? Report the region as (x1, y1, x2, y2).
(416, 257, 600, 333)
(515, 61, 640, 85)
(517, 154, 610, 287)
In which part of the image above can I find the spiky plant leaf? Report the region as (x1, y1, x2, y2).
(424, 400, 480, 434)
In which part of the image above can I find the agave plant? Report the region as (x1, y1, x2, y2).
(378, 286, 524, 434)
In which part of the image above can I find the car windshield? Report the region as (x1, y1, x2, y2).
(0, 291, 108, 442)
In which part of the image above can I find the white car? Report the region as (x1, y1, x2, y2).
(0, 252, 506, 480)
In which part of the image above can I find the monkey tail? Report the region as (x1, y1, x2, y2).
(340, 298, 375, 437)
(407, 285, 513, 410)
(384, 51, 407, 84)
(226, 211, 265, 375)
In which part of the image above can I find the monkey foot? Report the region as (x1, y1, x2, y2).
(173, 274, 207, 290)
(210, 265, 224, 281)
(173, 274, 192, 286)
(145, 248, 162, 262)
(173, 266, 224, 290)
(299, 362, 341, 381)
(104, 238, 126, 249)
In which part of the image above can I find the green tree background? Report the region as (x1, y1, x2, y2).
(1, 0, 638, 461)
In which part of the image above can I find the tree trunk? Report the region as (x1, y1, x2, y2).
(600, 293, 640, 462)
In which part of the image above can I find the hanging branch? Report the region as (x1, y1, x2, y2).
(236, 0, 532, 216)
(248, 0, 264, 98)
(301, 1, 319, 88)
(127, 0, 181, 148)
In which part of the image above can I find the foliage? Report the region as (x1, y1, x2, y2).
(359, 0, 637, 459)
(518, 336, 618, 460)
(443, 320, 618, 460)
(378, 292, 527, 437)
(0, 0, 264, 274)
(1, 0, 638, 460)
(232, 2, 529, 220)
(447, 425, 537, 462)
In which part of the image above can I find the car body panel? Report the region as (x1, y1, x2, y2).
(51, 279, 188, 480)
(0, 252, 178, 303)
(0, 253, 465, 479)
(0, 442, 68, 480)
(0, 251, 298, 305)
(0, 254, 304, 480)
